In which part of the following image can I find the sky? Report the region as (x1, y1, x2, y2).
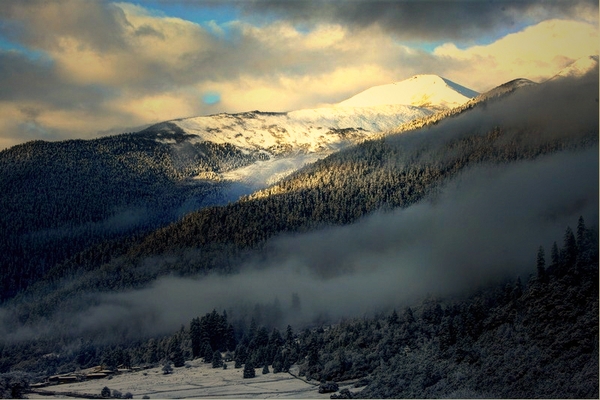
(0, 0, 597, 150)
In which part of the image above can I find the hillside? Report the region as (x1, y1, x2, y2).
(0, 76, 444, 302)
(0, 67, 594, 337)
(5, 221, 598, 399)
(0, 129, 259, 301)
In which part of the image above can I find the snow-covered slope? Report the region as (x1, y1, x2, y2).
(336, 74, 478, 109)
(145, 74, 478, 189)
(549, 55, 599, 80)
(156, 104, 434, 188)
(173, 104, 432, 155)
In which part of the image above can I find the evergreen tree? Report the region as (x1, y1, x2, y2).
(212, 351, 223, 368)
(144, 339, 158, 364)
(403, 307, 415, 324)
(201, 340, 213, 363)
(189, 317, 202, 359)
(551, 241, 560, 265)
(576, 216, 586, 249)
(285, 325, 295, 346)
(282, 354, 292, 373)
(388, 309, 399, 325)
(536, 245, 546, 282)
(162, 362, 173, 375)
(562, 226, 577, 270)
(272, 351, 283, 373)
(168, 336, 185, 368)
(262, 363, 270, 374)
(243, 361, 256, 379)
(512, 277, 523, 300)
(576, 216, 590, 267)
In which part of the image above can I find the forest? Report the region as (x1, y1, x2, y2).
(1, 221, 597, 398)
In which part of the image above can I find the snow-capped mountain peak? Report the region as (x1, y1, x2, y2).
(336, 74, 479, 110)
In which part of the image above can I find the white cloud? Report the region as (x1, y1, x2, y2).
(0, 1, 597, 149)
(434, 19, 599, 90)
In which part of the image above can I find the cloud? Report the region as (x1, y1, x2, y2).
(434, 19, 599, 90)
(239, 0, 598, 42)
(0, 0, 597, 149)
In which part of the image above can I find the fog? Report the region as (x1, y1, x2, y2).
(29, 145, 594, 341)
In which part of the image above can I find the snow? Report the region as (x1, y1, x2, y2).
(174, 104, 432, 154)
(550, 55, 599, 80)
(27, 360, 362, 399)
(336, 74, 478, 109)
(165, 75, 477, 191)
(219, 152, 329, 188)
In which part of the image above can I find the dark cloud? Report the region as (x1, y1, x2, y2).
(0, 0, 128, 52)
(0, 51, 115, 107)
(240, 0, 598, 42)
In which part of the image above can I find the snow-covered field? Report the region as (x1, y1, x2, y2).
(28, 361, 360, 399)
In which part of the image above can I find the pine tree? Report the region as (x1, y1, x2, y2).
(162, 362, 173, 375)
(576, 216, 586, 249)
(562, 226, 577, 270)
(285, 325, 294, 346)
(576, 216, 589, 267)
(189, 317, 201, 359)
(201, 340, 213, 363)
(536, 245, 546, 282)
(212, 351, 223, 368)
(403, 307, 415, 324)
(101, 386, 111, 397)
(551, 241, 560, 265)
(262, 363, 270, 374)
(243, 361, 256, 379)
(169, 336, 185, 368)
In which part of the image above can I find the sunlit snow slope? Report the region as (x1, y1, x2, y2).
(337, 74, 478, 109)
(154, 75, 477, 189)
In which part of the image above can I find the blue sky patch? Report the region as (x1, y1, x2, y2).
(202, 91, 221, 105)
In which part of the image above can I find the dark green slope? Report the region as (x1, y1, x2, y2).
(0, 124, 262, 301)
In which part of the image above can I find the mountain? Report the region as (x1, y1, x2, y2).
(336, 74, 479, 109)
(153, 103, 433, 187)
(0, 62, 597, 398)
(549, 55, 599, 80)
(5, 66, 596, 321)
(0, 78, 442, 302)
(385, 77, 537, 137)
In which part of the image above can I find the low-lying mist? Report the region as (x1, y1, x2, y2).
(3, 145, 595, 344)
